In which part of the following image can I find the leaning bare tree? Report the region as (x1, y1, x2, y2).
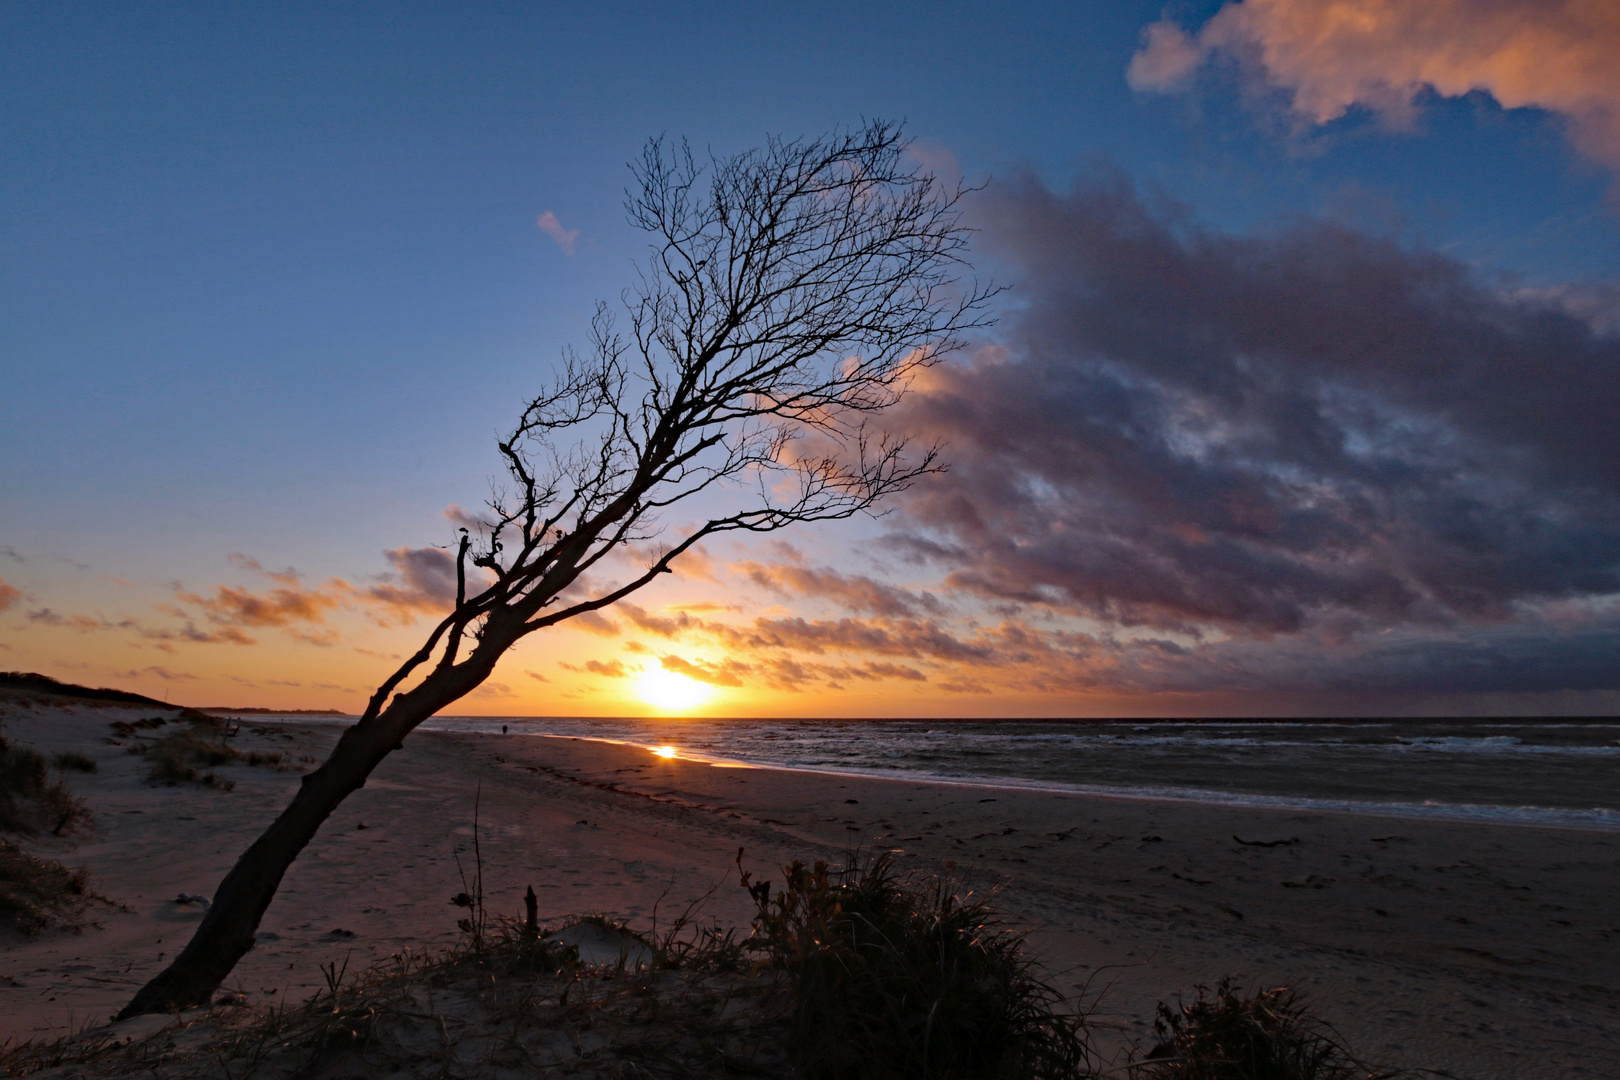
(120, 120, 991, 1017)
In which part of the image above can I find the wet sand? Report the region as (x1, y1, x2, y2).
(3, 702, 1618, 1078)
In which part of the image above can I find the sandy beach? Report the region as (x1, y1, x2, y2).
(3, 701, 1617, 1078)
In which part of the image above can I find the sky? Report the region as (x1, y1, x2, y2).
(4, 0, 1619, 718)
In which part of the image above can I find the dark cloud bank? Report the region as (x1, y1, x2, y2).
(890, 175, 1620, 707)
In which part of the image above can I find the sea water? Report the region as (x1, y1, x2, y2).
(408, 716, 1620, 831)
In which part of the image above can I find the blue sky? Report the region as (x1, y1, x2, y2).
(5, 1, 1619, 715)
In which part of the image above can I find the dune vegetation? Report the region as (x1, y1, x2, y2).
(0, 733, 99, 935)
(2, 847, 1396, 1079)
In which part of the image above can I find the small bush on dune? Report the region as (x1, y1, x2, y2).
(127, 716, 286, 789)
(141, 737, 235, 789)
(137, 723, 239, 789)
(109, 716, 169, 737)
(52, 751, 97, 773)
(1134, 979, 1394, 1080)
(0, 838, 91, 935)
(742, 849, 1096, 1080)
(0, 736, 90, 835)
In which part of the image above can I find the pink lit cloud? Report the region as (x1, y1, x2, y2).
(1129, 0, 1620, 168)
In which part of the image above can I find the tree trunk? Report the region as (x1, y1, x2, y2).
(117, 653, 495, 1018)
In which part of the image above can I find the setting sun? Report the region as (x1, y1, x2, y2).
(634, 667, 713, 711)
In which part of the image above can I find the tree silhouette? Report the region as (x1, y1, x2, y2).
(120, 120, 992, 1016)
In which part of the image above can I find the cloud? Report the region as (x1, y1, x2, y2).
(26, 608, 102, 632)
(659, 653, 749, 687)
(443, 504, 497, 531)
(175, 546, 471, 638)
(23, 601, 256, 645)
(571, 610, 621, 636)
(736, 561, 945, 618)
(732, 615, 1001, 664)
(184, 583, 342, 627)
(1130, 0, 1620, 167)
(227, 552, 300, 585)
(862, 661, 929, 682)
(363, 546, 459, 614)
(143, 622, 256, 646)
(0, 577, 20, 612)
(1127, 21, 1204, 92)
(871, 172, 1620, 697)
(537, 210, 580, 256)
(287, 627, 339, 647)
(117, 666, 197, 681)
(618, 603, 705, 639)
(560, 658, 627, 679)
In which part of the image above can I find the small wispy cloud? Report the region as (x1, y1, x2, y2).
(537, 210, 580, 256)
(26, 608, 102, 632)
(559, 658, 626, 679)
(117, 666, 197, 681)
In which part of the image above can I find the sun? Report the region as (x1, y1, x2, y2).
(634, 667, 713, 711)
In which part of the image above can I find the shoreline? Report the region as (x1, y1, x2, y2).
(6, 703, 1618, 1078)
(524, 732, 1620, 832)
(231, 714, 1620, 833)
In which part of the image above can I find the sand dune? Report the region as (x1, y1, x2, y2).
(3, 701, 1617, 1078)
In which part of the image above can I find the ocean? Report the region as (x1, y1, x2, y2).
(395, 716, 1620, 832)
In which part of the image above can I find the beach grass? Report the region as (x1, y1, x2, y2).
(0, 734, 90, 836)
(122, 715, 288, 790)
(0, 734, 105, 937)
(0, 839, 94, 937)
(742, 847, 1096, 1080)
(1128, 978, 1398, 1080)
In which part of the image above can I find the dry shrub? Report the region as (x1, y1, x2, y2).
(127, 716, 286, 789)
(0, 837, 91, 935)
(139, 730, 237, 790)
(52, 752, 97, 774)
(0, 735, 90, 835)
(741, 849, 1096, 1080)
(109, 716, 169, 737)
(1134, 979, 1397, 1080)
